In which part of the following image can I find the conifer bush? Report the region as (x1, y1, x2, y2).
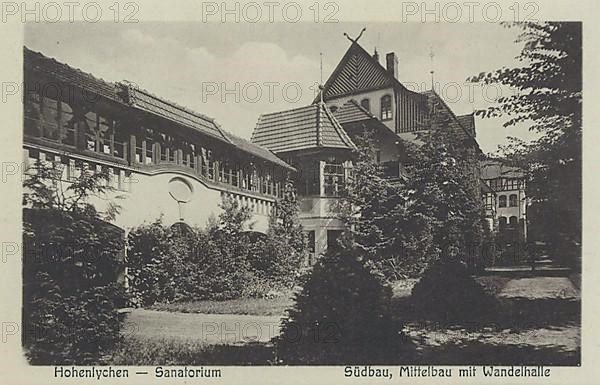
(410, 257, 497, 325)
(274, 249, 413, 364)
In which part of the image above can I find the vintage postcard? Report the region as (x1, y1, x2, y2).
(0, 0, 596, 383)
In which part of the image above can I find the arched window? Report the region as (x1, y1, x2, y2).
(509, 194, 518, 207)
(509, 216, 518, 227)
(499, 216, 507, 230)
(498, 195, 507, 208)
(360, 98, 370, 112)
(380, 95, 392, 120)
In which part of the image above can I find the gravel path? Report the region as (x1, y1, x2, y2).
(123, 309, 281, 345)
(499, 277, 580, 300)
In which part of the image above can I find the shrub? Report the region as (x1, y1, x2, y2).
(274, 249, 413, 364)
(22, 209, 127, 364)
(22, 161, 127, 364)
(410, 257, 497, 325)
(127, 193, 306, 304)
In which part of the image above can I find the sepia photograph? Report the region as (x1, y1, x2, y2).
(8, 1, 585, 379)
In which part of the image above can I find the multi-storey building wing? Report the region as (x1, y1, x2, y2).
(480, 159, 527, 238)
(23, 47, 293, 232)
(252, 102, 356, 262)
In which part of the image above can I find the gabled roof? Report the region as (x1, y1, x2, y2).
(480, 159, 526, 180)
(252, 103, 356, 153)
(119, 82, 231, 143)
(333, 99, 401, 141)
(315, 41, 416, 102)
(333, 99, 375, 125)
(421, 90, 478, 145)
(457, 113, 476, 138)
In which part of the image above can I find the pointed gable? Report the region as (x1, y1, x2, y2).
(421, 90, 478, 144)
(321, 42, 394, 100)
(252, 104, 355, 154)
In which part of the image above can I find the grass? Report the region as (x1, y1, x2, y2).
(147, 277, 508, 317)
(106, 336, 275, 365)
(116, 275, 579, 366)
(150, 294, 294, 316)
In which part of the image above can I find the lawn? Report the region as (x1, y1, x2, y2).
(150, 293, 295, 316)
(148, 276, 509, 317)
(105, 275, 579, 366)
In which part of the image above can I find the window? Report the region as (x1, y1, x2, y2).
(380, 95, 392, 120)
(327, 230, 343, 251)
(509, 216, 518, 227)
(509, 194, 518, 207)
(323, 162, 345, 196)
(498, 195, 507, 208)
(499, 216, 507, 230)
(360, 98, 370, 112)
(24, 88, 41, 137)
(329, 105, 338, 113)
(306, 230, 315, 253)
(41, 96, 61, 140)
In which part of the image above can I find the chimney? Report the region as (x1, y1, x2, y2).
(386, 52, 398, 79)
(373, 48, 379, 63)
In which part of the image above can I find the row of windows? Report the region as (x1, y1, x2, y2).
(498, 194, 519, 208)
(24, 92, 284, 198)
(329, 95, 393, 121)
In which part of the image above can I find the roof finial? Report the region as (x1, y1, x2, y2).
(429, 46, 435, 91)
(343, 27, 366, 44)
(320, 52, 323, 84)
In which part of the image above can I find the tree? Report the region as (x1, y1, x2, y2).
(22, 159, 126, 364)
(470, 22, 582, 267)
(260, 177, 306, 284)
(338, 128, 435, 279)
(274, 249, 413, 364)
(405, 123, 485, 269)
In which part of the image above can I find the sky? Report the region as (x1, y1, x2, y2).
(25, 22, 539, 154)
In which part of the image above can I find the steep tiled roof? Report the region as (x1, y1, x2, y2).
(457, 113, 476, 138)
(24, 47, 123, 103)
(119, 82, 231, 143)
(252, 103, 356, 153)
(315, 41, 413, 102)
(421, 90, 478, 144)
(333, 99, 375, 125)
(480, 160, 525, 180)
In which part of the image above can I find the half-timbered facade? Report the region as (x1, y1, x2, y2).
(23, 47, 293, 232)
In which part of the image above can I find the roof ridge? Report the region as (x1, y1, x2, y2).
(258, 103, 317, 118)
(320, 103, 357, 150)
(24, 46, 121, 99)
(120, 81, 217, 124)
(424, 89, 476, 142)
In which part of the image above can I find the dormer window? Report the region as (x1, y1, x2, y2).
(329, 105, 338, 113)
(360, 98, 370, 112)
(380, 95, 392, 120)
